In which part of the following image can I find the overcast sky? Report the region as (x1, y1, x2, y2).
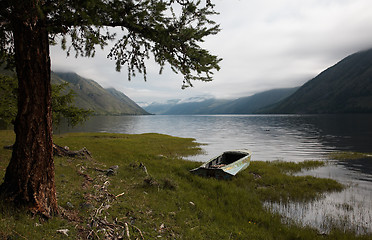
(51, 0, 372, 104)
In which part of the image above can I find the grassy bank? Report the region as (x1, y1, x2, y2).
(0, 130, 369, 239)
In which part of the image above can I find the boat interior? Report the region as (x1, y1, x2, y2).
(207, 151, 248, 168)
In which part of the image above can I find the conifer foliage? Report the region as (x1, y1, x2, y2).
(0, 0, 221, 217)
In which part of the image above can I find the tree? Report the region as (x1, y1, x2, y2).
(0, 0, 221, 217)
(51, 82, 93, 128)
(0, 74, 92, 128)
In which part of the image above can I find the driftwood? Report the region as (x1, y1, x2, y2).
(91, 165, 119, 176)
(53, 144, 92, 158)
(4, 144, 92, 159)
(86, 180, 145, 239)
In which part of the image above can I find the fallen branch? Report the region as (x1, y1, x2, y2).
(91, 165, 119, 176)
(56, 229, 69, 237)
(86, 180, 145, 239)
(115, 192, 125, 198)
(92, 167, 107, 173)
(128, 222, 145, 239)
(125, 222, 131, 239)
(77, 170, 93, 182)
(11, 230, 28, 240)
(4, 143, 93, 161)
(87, 229, 100, 239)
(53, 144, 92, 158)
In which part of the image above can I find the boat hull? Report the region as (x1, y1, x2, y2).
(190, 150, 251, 180)
(190, 167, 234, 180)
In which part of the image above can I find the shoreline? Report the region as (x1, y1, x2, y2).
(0, 131, 370, 239)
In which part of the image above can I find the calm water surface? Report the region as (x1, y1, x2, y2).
(59, 114, 372, 234)
(59, 114, 372, 161)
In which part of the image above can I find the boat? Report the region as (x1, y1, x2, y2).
(190, 150, 252, 179)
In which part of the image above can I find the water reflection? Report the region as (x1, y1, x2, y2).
(57, 114, 372, 163)
(266, 162, 372, 235)
(338, 158, 372, 180)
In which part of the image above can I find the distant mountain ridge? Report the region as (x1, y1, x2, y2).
(4, 48, 372, 115)
(145, 48, 372, 115)
(215, 87, 299, 114)
(264, 49, 372, 113)
(52, 72, 148, 115)
(144, 87, 298, 114)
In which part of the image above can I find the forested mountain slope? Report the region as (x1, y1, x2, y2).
(52, 72, 148, 115)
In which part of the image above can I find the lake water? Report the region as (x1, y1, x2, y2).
(58, 114, 372, 161)
(58, 114, 372, 234)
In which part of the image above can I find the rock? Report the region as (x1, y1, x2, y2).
(106, 165, 119, 176)
(66, 202, 74, 209)
(106, 168, 115, 176)
(109, 165, 119, 170)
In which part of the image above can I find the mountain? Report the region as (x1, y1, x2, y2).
(161, 98, 230, 115)
(105, 87, 147, 114)
(143, 87, 298, 114)
(143, 99, 183, 115)
(265, 49, 372, 113)
(215, 87, 299, 114)
(143, 98, 226, 115)
(52, 72, 148, 115)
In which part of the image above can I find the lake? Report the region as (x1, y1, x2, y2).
(58, 114, 372, 234)
(58, 114, 372, 162)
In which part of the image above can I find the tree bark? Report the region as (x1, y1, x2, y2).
(0, 1, 58, 217)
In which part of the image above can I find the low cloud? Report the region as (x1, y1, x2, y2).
(51, 0, 372, 103)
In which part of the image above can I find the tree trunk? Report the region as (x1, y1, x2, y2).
(0, 1, 58, 217)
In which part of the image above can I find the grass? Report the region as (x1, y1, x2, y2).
(0, 130, 370, 239)
(329, 151, 372, 160)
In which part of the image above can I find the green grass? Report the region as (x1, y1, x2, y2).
(329, 151, 372, 160)
(0, 130, 370, 239)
